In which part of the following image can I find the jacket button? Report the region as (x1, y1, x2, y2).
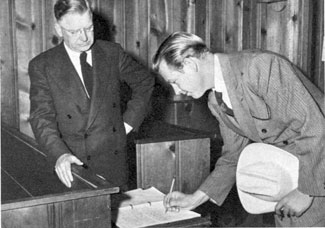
(114, 150, 118, 155)
(67, 114, 72, 119)
(261, 129, 267, 133)
(113, 103, 116, 108)
(113, 127, 116, 132)
(87, 155, 91, 160)
(283, 140, 289, 145)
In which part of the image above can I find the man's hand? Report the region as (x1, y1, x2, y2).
(275, 189, 314, 218)
(163, 190, 210, 212)
(55, 153, 83, 188)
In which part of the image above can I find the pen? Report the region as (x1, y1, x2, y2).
(165, 177, 175, 213)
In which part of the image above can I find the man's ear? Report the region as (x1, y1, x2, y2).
(183, 57, 198, 72)
(54, 22, 63, 37)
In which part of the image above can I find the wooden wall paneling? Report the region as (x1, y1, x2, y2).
(136, 142, 176, 194)
(242, 0, 258, 49)
(285, 0, 312, 74)
(112, 0, 126, 47)
(224, 0, 243, 52)
(149, 0, 169, 68)
(208, 0, 226, 52)
(138, 0, 150, 66)
(16, 0, 31, 135)
(208, 0, 244, 53)
(256, 1, 315, 80)
(16, 0, 45, 137)
(173, 0, 188, 33)
(256, 1, 268, 49)
(92, 0, 117, 42)
(120, 0, 149, 66)
(125, 0, 139, 59)
(195, 0, 208, 45)
(312, 0, 324, 92)
(178, 138, 210, 194)
(261, 2, 287, 54)
(186, 0, 196, 33)
(296, 0, 313, 77)
(43, 0, 58, 49)
(148, 0, 188, 66)
(1, 0, 19, 128)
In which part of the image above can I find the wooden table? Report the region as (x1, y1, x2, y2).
(1, 126, 119, 228)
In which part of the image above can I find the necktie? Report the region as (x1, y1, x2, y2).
(80, 52, 93, 97)
(214, 91, 234, 116)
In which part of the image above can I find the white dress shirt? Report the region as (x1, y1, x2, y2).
(213, 54, 233, 109)
(64, 43, 92, 98)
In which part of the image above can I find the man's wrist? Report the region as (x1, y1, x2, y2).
(191, 190, 210, 207)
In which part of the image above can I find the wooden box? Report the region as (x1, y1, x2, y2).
(134, 121, 211, 194)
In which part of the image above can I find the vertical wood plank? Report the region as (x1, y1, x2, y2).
(138, 0, 149, 66)
(113, 0, 126, 47)
(186, 0, 196, 33)
(179, 139, 210, 194)
(136, 142, 176, 194)
(125, 0, 138, 56)
(285, 0, 300, 64)
(195, 0, 208, 45)
(0, 0, 19, 128)
(311, 0, 324, 92)
(16, 0, 45, 137)
(172, 0, 188, 33)
(224, 0, 243, 52)
(242, 0, 258, 49)
(43, 0, 59, 49)
(149, 0, 169, 68)
(209, 0, 225, 52)
(93, 0, 116, 42)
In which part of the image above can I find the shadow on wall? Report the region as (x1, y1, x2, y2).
(92, 11, 174, 122)
(93, 12, 116, 42)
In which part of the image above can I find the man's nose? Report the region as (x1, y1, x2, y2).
(79, 29, 88, 41)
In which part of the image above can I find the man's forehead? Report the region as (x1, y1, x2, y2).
(58, 11, 92, 27)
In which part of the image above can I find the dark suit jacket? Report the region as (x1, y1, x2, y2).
(199, 50, 325, 205)
(28, 40, 154, 187)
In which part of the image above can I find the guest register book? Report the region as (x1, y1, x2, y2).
(111, 187, 201, 228)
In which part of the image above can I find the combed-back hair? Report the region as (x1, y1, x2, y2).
(54, 0, 91, 21)
(152, 32, 209, 72)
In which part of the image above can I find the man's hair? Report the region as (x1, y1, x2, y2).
(152, 32, 209, 72)
(54, 0, 92, 21)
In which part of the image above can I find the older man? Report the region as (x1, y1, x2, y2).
(29, 0, 154, 190)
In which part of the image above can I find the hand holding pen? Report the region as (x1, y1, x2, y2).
(164, 187, 210, 212)
(165, 177, 176, 213)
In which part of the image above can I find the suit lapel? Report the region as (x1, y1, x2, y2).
(208, 91, 246, 136)
(50, 43, 89, 107)
(217, 54, 261, 142)
(86, 42, 111, 128)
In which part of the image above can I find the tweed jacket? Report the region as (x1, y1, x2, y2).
(199, 50, 325, 205)
(28, 40, 154, 187)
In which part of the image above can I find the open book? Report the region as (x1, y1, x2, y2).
(111, 187, 201, 228)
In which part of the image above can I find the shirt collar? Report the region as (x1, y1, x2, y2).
(63, 42, 92, 64)
(213, 54, 227, 93)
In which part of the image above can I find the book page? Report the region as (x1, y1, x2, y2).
(111, 187, 201, 228)
(117, 187, 165, 207)
(112, 201, 200, 228)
